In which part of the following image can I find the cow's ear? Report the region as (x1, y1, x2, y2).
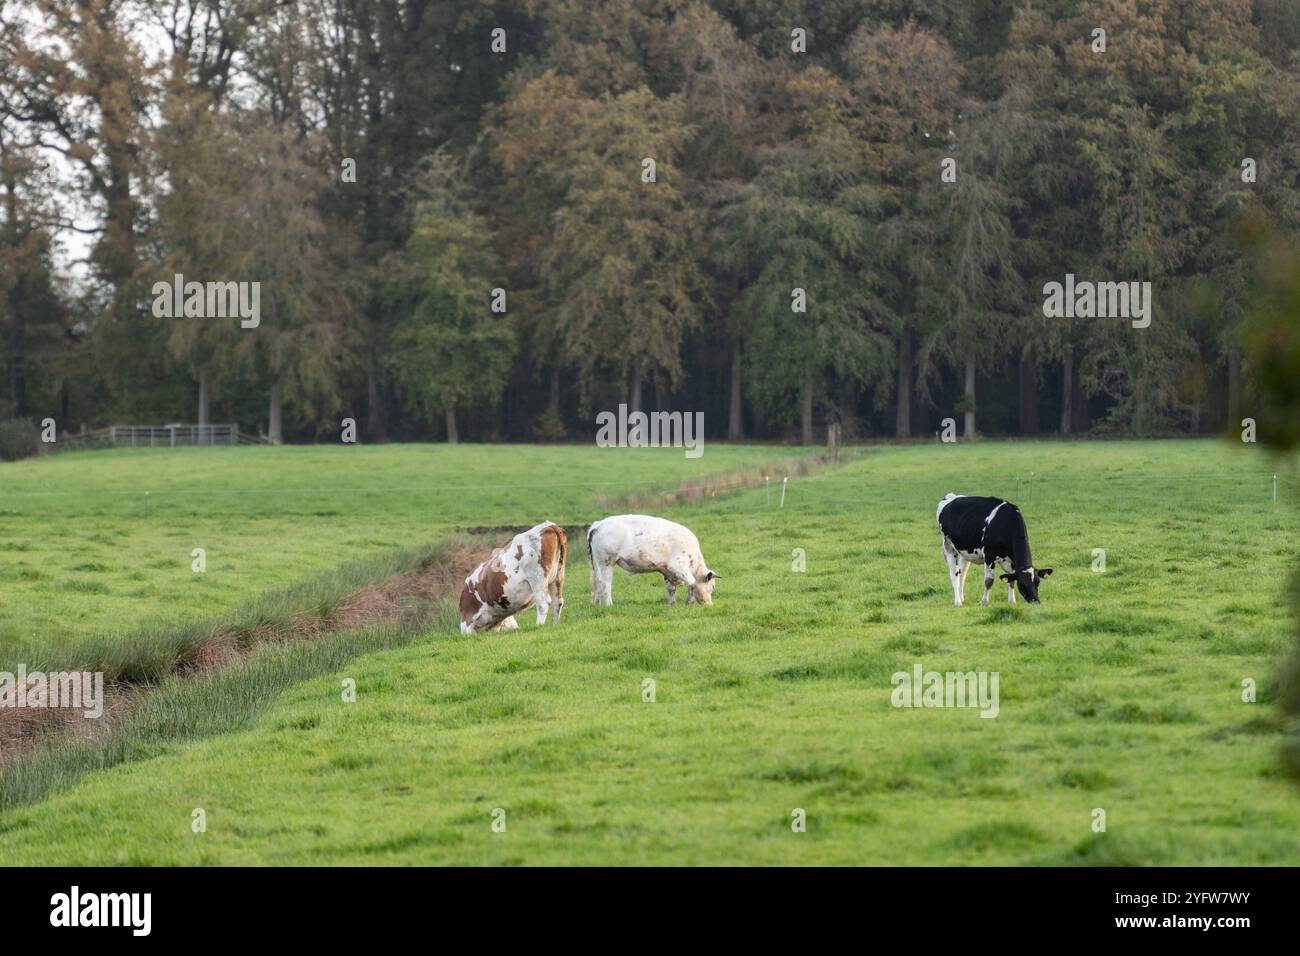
(1038, 568, 1053, 578)
(1000, 573, 1015, 583)
(705, 571, 718, 581)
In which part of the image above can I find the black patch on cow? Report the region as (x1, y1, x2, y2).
(939, 496, 1033, 569)
(939, 495, 1043, 602)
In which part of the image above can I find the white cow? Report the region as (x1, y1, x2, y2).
(459, 522, 567, 633)
(587, 514, 718, 607)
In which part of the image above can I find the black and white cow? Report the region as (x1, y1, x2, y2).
(936, 493, 1052, 606)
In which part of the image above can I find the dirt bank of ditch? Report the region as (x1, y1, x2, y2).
(0, 539, 491, 764)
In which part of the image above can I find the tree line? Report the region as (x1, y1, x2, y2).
(2, 0, 1298, 445)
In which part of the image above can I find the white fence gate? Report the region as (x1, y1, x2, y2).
(106, 425, 265, 447)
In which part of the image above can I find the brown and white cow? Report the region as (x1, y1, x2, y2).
(459, 522, 567, 633)
(586, 514, 718, 607)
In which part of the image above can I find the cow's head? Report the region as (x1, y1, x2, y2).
(692, 570, 719, 606)
(1001, 567, 1052, 603)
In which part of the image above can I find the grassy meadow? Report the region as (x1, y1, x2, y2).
(0, 443, 801, 663)
(1, 439, 1298, 864)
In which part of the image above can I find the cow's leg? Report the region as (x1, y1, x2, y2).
(491, 615, 518, 632)
(956, 557, 971, 605)
(981, 564, 995, 606)
(680, 568, 699, 605)
(518, 565, 550, 625)
(665, 579, 677, 607)
(600, 562, 616, 606)
(549, 563, 565, 624)
(942, 538, 962, 606)
(1000, 559, 1017, 603)
(532, 576, 551, 625)
(550, 583, 564, 623)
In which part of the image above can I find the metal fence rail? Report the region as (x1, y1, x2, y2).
(48, 425, 272, 452)
(106, 425, 263, 447)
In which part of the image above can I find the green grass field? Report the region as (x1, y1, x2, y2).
(1, 440, 1298, 865)
(0, 443, 801, 662)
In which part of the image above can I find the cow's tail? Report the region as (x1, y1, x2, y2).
(541, 523, 567, 584)
(587, 521, 601, 601)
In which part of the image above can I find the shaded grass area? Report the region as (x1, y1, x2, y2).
(1, 440, 1297, 864)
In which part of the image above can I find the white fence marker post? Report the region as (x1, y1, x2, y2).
(766, 476, 770, 506)
(780, 476, 788, 508)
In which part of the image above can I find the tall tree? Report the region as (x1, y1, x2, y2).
(498, 74, 705, 410)
(844, 19, 961, 437)
(0, 123, 65, 420)
(718, 67, 893, 443)
(381, 150, 513, 442)
(154, 105, 362, 440)
(0, 1, 152, 297)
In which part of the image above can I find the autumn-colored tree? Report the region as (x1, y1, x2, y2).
(2, 0, 1300, 442)
(0, 124, 65, 420)
(153, 98, 363, 440)
(844, 19, 961, 437)
(498, 73, 704, 412)
(0, 1, 152, 295)
(717, 67, 893, 443)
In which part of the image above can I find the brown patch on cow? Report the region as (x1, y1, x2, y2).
(539, 524, 567, 583)
(514, 544, 524, 560)
(459, 578, 483, 622)
(540, 524, 567, 613)
(481, 553, 510, 604)
(459, 548, 513, 627)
